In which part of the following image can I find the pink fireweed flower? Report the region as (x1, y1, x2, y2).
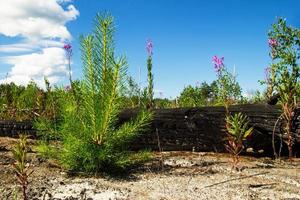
(63, 43, 73, 57)
(268, 38, 278, 59)
(64, 43, 73, 86)
(212, 55, 224, 73)
(63, 44, 71, 50)
(268, 38, 278, 48)
(146, 39, 153, 56)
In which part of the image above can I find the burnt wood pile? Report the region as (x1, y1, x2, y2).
(1, 104, 300, 156)
(0, 121, 35, 137)
(120, 104, 300, 156)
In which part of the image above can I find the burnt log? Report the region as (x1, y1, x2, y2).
(119, 104, 300, 156)
(0, 120, 35, 138)
(0, 104, 299, 156)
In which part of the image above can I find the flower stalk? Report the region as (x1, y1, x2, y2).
(146, 39, 154, 109)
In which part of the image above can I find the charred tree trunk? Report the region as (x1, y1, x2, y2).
(119, 104, 300, 156)
(1, 104, 299, 156)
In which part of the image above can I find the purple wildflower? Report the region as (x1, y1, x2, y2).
(268, 38, 278, 59)
(212, 55, 224, 73)
(63, 43, 73, 86)
(63, 44, 71, 50)
(268, 38, 278, 48)
(63, 43, 73, 57)
(146, 39, 153, 56)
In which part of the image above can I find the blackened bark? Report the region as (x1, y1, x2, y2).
(1, 104, 299, 156)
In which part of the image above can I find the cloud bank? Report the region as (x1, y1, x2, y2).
(0, 0, 79, 87)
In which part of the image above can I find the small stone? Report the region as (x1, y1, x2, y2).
(258, 149, 264, 153)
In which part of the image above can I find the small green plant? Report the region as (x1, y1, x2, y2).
(12, 134, 33, 200)
(247, 90, 266, 104)
(225, 113, 253, 169)
(146, 39, 154, 109)
(34, 78, 63, 141)
(212, 56, 242, 113)
(121, 76, 144, 108)
(212, 56, 252, 169)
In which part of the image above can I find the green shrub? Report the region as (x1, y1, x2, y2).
(178, 81, 218, 107)
(266, 18, 300, 158)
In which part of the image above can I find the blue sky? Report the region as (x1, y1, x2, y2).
(0, 0, 300, 98)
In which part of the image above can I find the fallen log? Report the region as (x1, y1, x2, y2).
(0, 104, 299, 156)
(120, 104, 300, 156)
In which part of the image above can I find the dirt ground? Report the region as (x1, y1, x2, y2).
(0, 136, 300, 200)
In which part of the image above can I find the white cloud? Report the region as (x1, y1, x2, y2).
(0, 0, 79, 87)
(0, 40, 65, 53)
(0, 47, 68, 86)
(0, 0, 79, 40)
(0, 43, 36, 53)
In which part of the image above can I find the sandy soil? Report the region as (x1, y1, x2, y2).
(0, 136, 300, 200)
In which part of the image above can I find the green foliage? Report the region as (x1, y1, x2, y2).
(268, 18, 300, 104)
(154, 98, 173, 108)
(297, 84, 300, 99)
(122, 75, 175, 109)
(35, 141, 59, 159)
(178, 81, 217, 107)
(37, 13, 152, 173)
(0, 79, 64, 122)
(226, 113, 253, 142)
(147, 56, 154, 108)
(178, 85, 198, 107)
(243, 90, 267, 104)
(225, 113, 253, 169)
(266, 17, 300, 158)
(216, 66, 242, 109)
(0, 82, 41, 121)
(125, 76, 141, 107)
(0, 83, 23, 120)
(17, 81, 39, 111)
(121, 76, 147, 108)
(33, 79, 68, 141)
(250, 90, 265, 104)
